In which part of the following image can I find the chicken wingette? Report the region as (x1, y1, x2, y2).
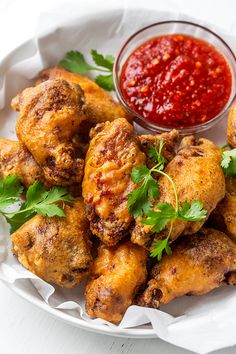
(11, 198, 92, 288)
(131, 136, 225, 248)
(85, 241, 147, 323)
(82, 118, 146, 246)
(39, 66, 131, 125)
(137, 228, 236, 308)
(12, 78, 86, 186)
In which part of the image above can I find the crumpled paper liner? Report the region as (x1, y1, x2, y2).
(0, 3, 236, 353)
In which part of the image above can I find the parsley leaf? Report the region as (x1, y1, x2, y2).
(59, 49, 115, 91)
(221, 148, 236, 177)
(95, 74, 114, 91)
(33, 185, 73, 217)
(21, 182, 74, 218)
(221, 155, 231, 169)
(142, 200, 206, 233)
(131, 166, 150, 184)
(150, 236, 172, 261)
(59, 51, 95, 74)
(0, 176, 23, 211)
(128, 165, 159, 218)
(177, 200, 207, 221)
(128, 178, 156, 218)
(91, 50, 114, 70)
(142, 203, 176, 232)
(0, 179, 74, 233)
(24, 181, 48, 209)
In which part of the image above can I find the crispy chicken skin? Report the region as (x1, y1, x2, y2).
(12, 78, 86, 186)
(82, 118, 146, 246)
(85, 241, 147, 323)
(138, 130, 179, 169)
(11, 198, 92, 288)
(0, 139, 44, 187)
(38, 66, 131, 125)
(227, 102, 236, 147)
(131, 136, 225, 248)
(209, 178, 236, 242)
(137, 228, 236, 308)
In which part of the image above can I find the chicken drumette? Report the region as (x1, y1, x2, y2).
(11, 198, 92, 288)
(137, 228, 236, 308)
(12, 78, 86, 186)
(82, 118, 146, 246)
(85, 241, 147, 323)
(131, 136, 225, 248)
(207, 103, 236, 241)
(209, 178, 236, 242)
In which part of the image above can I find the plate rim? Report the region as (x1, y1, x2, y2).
(0, 6, 234, 341)
(2, 280, 156, 338)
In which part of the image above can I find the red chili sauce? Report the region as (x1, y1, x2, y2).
(121, 34, 232, 128)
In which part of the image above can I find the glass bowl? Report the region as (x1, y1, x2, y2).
(113, 20, 236, 134)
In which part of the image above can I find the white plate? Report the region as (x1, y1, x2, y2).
(0, 6, 235, 341)
(3, 281, 155, 338)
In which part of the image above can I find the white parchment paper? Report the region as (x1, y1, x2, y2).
(0, 3, 236, 353)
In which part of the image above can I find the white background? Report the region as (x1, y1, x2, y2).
(1, 0, 236, 353)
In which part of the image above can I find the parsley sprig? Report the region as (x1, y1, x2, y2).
(221, 148, 236, 177)
(0, 176, 74, 233)
(59, 50, 115, 91)
(128, 141, 207, 261)
(128, 142, 166, 218)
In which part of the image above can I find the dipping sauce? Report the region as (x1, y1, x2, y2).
(121, 34, 232, 128)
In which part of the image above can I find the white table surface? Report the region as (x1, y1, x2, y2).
(1, 0, 236, 353)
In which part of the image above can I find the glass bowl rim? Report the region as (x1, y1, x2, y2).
(113, 19, 236, 133)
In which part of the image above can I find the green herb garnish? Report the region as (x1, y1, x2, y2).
(59, 50, 115, 91)
(0, 176, 23, 211)
(128, 141, 207, 261)
(221, 148, 236, 177)
(0, 177, 74, 233)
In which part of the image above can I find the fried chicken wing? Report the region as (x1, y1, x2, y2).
(11, 198, 92, 288)
(12, 78, 86, 186)
(137, 228, 236, 308)
(209, 178, 236, 242)
(227, 102, 236, 147)
(82, 118, 146, 246)
(131, 136, 225, 248)
(39, 67, 131, 125)
(138, 129, 178, 169)
(0, 139, 44, 187)
(85, 241, 147, 323)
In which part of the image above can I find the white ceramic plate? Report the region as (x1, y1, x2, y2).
(3, 281, 155, 338)
(0, 7, 234, 339)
